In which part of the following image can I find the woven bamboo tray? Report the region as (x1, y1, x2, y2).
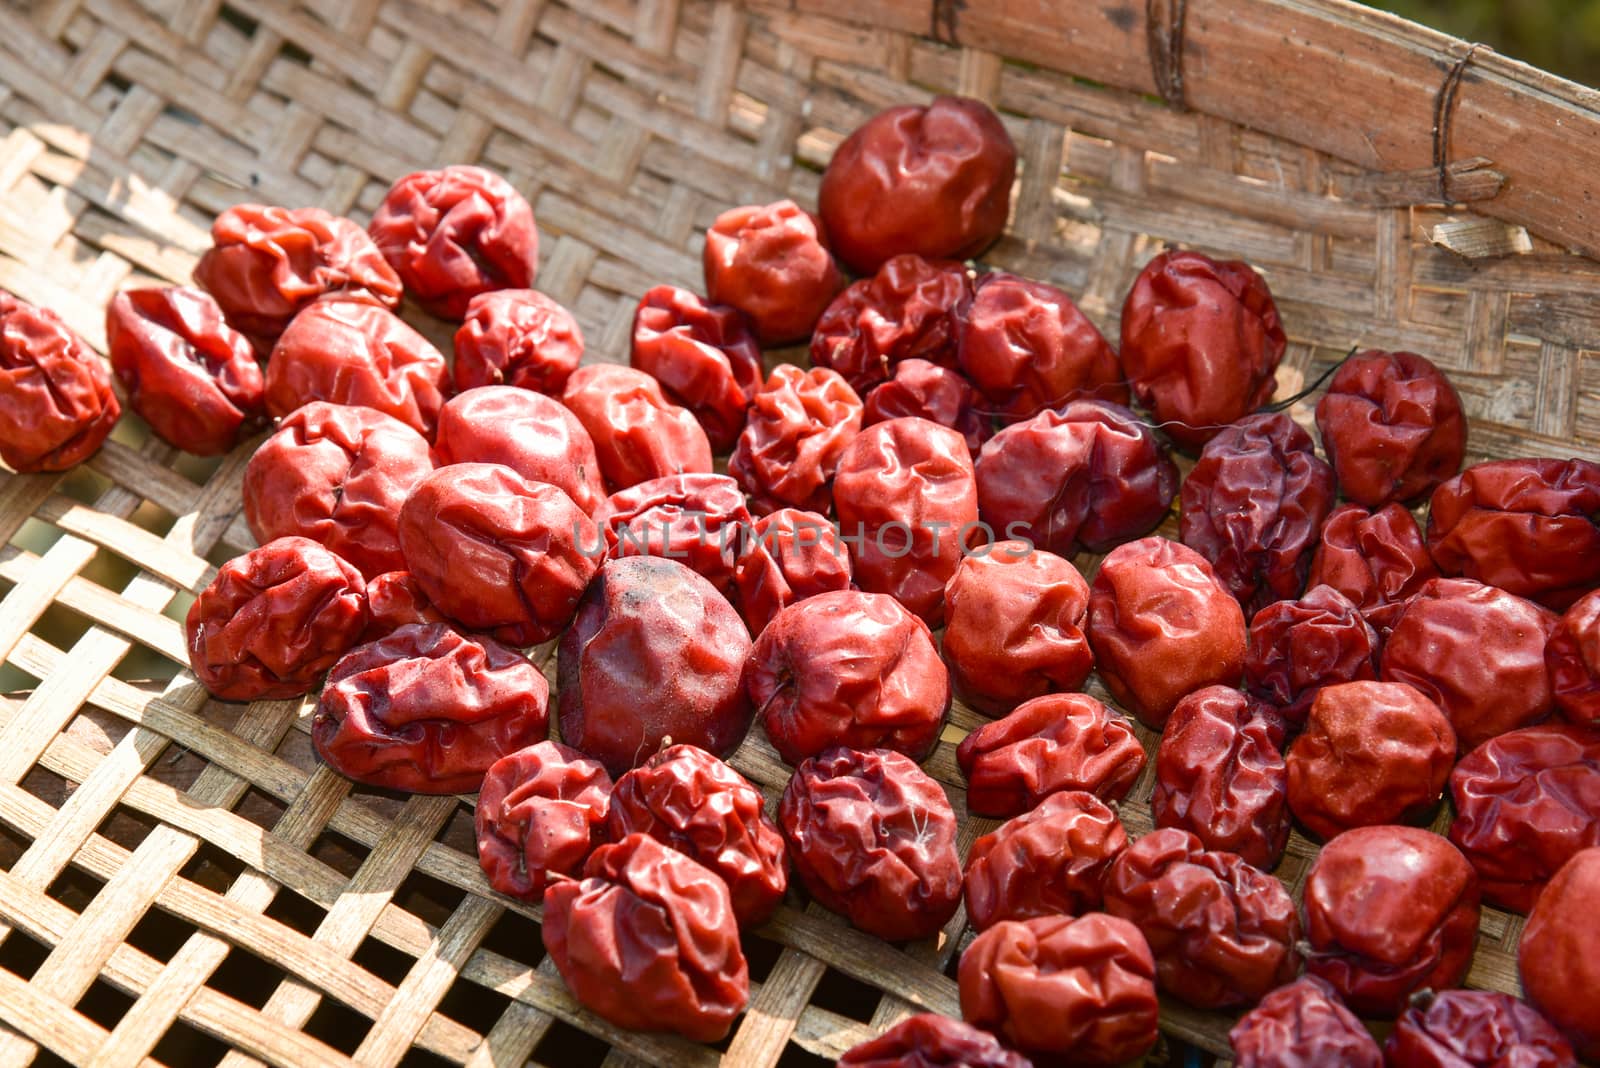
(1, 0, 1599, 1065)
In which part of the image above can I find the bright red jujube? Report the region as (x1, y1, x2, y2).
(629, 284, 762, 451)
(729, 364, 863, 515)
(432, 386, 607, 518)
(837, 1014, 1031, 1068)
(452, 289, 582, 395)
(368, 165, 539, 319)
(862, 358, 990, 454)
(732, 508, 852, 636)
(819, 96, 1017, 276)
(1244, 584, 1381, 727)
(0, 292, 120, 473)
(1519, 847, 1600, 1061)
(602, 473, 751, 600)
(962, 790, 1129, 931)
(1120, 249, 1286, 450)
(702, 200, 843, 345)
(1547, 587, 1600, 727)
(360, 570, 445, 642)
(106, 286, 263, 455)
(1385, 990, 1576, 1068)
(1228, 975, 1383, 1068)
(811, 255, 973, 393)
(561, 364, 713, 492)
(312, 623, 549, 794)
(474, 741, 612, 901)
(1307, 501, 1439, 635)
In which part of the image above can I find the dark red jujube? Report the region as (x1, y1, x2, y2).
(1245, 584, 1381, 726)
(629, 284, 762, 451)
(702, 200, 843, 345)
(732, 507, 852, 636)
(561, 364, 713, 492)
(1385, 989, 1577, 1068)
(862, 358, 990, 453)
(811, 255, 973, 393)
(432, 385, 607, 518)
(1548, 587, 1600, 728)
(1307, 501, 1439, 635)
(0, 292, 120, 473)
(360, 570, 446, 642)
(1228, 975, 1383, 1068)
(962, 790, 1128, 931)
(601, 473, 751, 600)
(452, 289, 582, 395)
(474, 740, 612, 900)
(836, 1013, 1031, 1068)
(729, 364, 863, 515)
(1519, 847, 1600, 1061)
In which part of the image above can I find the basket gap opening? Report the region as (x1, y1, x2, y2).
(532, 1017, 611, 1068)
(175, 836, 252, 896)
(207, 946, 290, 1010)
(301, 994, 370, 1057)
(393, 866, 469, 930)
(804, 966, 881, 1024)
(432, 975, 508, 1034)
(479, 907, 543, 967)
(149, 1015, 230, 1067)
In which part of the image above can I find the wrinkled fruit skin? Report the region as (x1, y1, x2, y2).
(264, 300, 446, 436)
(602, 473, 752, 600)
(561, 364, 712, 492)
(1381, 577, 1559, 752)
(862, 358, 990, 454)
(1547, 587, 1600, 728)
(779, 747, 961, 941)
(819, 96, 1017, 275)
(1180, 412, 1337, 615)
(630, 284, 762, 451)
(832, 417, 979, 625)
(1228, 974, 1383, 1068)
(452, 289, 582, 395)
(836, 1013, 1031, 1068)
(605, 744, 787, 927)
(1519, 847, 1600, 1061)
(1120, 249, 1285, 450)
(1152, 686, 1291, 870)
(1103, 828, 1301, 1009)
(368, 165, 538, 319)
(732, 507, 852, 637)
(541, 833, 749, 1042)
(1427, 457, 1600, 610)
(432, 386, 607, 518)
(747, 590, 949, 765)
(1286, 680, 1456, 840)
(1315, 349, 1466, 506)
(940, 542, 1092, 714)
(975, 397, 1178, 558)
(193, 204, 401, 344)
(557, 557, 753, 777)
(1385, 989, 1576, 1068)
(1303, 825, 1481, 1018)
(702, 199, 843, 344)
(474, 741, 612, 900)
(730, 364, 863, 515)
(397, 463, 599, 646)
(812, 255, 973, 393)
(963, 790, 1128, 931)
(107, 286, 263, 455)
(957, 692, 1146, 818)
(185, 536, 367, 701)
(244, 401, 435, 580)
(1245, 584, 1380, 727)
(1308, 501, 1439, 635)
(1086, 536, 1248, 729)
(1448, 722, 1600, 912)
(0, 292, 120, 472)
(959, 913, 1159, 1067)
(360, 570, 445, 642)
(313, 623, 549, 794)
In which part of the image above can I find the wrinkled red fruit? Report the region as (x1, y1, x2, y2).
(863, 359, 990, 454)
(0, 292, 120, 472)
(360, 570, 445, 642)
(957, 692, 1146, 819)
(432, 385, 607, 518)
(1244, 584, 1381, 727)
(779, 747, 961, 941)
(475, 741, 611, 900)
(313, 623, 548, 794)
(185, 536, 367, 701)
(1307, 502, 1439, 635)
(1386, 989, 1576, 1068)
(561, 364, 712, 491)
(558, 556, 753, 776)
(452, 289, 582, 395)
(963, 791, 1128, 931)
(542, 833, 748, 1042)
(747, 590, 949, 765)
(732, 508, 852, 637)
(812, 255, 973, 393)
(1228, 975, 1382, 1068)
(602, 473, 751, 600)
(837, 1013, 1031, 1068)
(1519, 847, 1600, 1060)
(630, 285, 762, 451)
(1548, 587, 1600, 728)
(730, 364, 863, 516)
(702, 200, 843, 344)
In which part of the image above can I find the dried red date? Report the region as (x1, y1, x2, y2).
(963, 790, 1128, 931)
(702, 200, 843, 344)
(194, 204, 402, 345)
(957, 692, 1146, 818)
(186, 536, 367, 701)
(1086, 536, 1248, 729)
(244, 401, 435, 579)
(602, 473, 751, 599)
(561, 364, 713, 491)
(941, 542, 1092, 714)
(1286, 680, 1455, 840)
(432, 386, 607, 518)
(1448, 723, 1600, 912)
(630, 284, 762, 451)
(1152, 686, 1291, 871)
(1386, 989, 1576, 1068)
(974, 398, 1179, 557)
(811, 255, 972, 392)
(732, 508, 852, 636)
(475, 741, 611, 900)
(1548, 588, 1600, 727)
(360, 570, 445, 641)
(558, 557, 753, 775)
(1427, 457, 1600, 609)
(1314, 349, 1466, 506)
(1519, 847, 1600, 1060)
(862, 358, 990, 453)
(542, 833, 748, 1042)
(452, 289, 582, 394)
(730, 364, 863, 515)
(1303, 825, 1480, 1017)
(106, 286, 263, 455)
(1245, 584, 1381, 725)
(368, 165, 539, 319)
(833, 417, 978, 624)
(1307, 502, 1439, 635)
(1120, 250, 1285, 450)
(1228, 975, 1383, 1068)
(0, 292, 120, 472)
(397, 463, 599, 646)
(819, 96, 1017, 275)
(1381, 577, 1559, 752)
(779, 747, 960, 941)
(313, 623, 548, 793)
(958, 913, 1159, 1067)
(605, 744, 787, 926)
(264, 300, 446, 436)
(747, 590, 948, 765)
(837, 1013, 1031, 1068)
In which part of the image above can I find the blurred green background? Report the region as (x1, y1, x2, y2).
(1375, 0, 1600, 85)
